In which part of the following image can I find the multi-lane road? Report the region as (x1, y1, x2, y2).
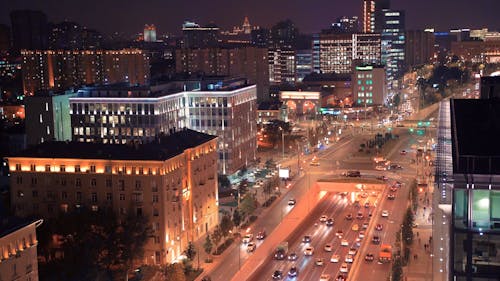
(206, 124, 435, 281)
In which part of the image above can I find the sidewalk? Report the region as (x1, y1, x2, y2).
(404, 167, 434, 281)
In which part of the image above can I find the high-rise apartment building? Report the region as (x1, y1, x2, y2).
(49, 21, 102, 50)
(331, 16, 361, 33)
(376, 9, 406, 83)
(21, 49, 150, 95)
(315, 33, 381, 74)
(269, 48, 296, 85)
(24, 90, 76, 145)
(10, 10, 48, 51)
(296, 49, 313, 82)
(0, 24, 11, 52)
(363, 0, 390, 33)
(405, 30, 435, 67)
(69, 79, 256, 174)
(175, 47, 269, 102)
(7, 129, 219, 264)
(181, 21, 219, 49)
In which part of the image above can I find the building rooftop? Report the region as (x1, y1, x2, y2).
(11, 128, 216, 161)
(0, 217, 41, 238)
(451, 98, 500, 174)
(303, 73, 351, 82)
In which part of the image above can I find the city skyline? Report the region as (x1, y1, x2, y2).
(1, 0, 500, 37)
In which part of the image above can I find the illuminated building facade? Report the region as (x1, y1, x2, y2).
(7, 129, 219, 264)
(21, 49, 150, 96)
(0, 219, 43, 281)
(352, 65, 387, 106)
(69, 81, 257, 174)
(316, 33, 381, 74)
(363, 0, 390, 33)
(24, 90, 76, 145)
(144, 24, 157, 42)
(376, 9, 406, 84)
(449, 97, 500, 280)
(268, 48, 296, 85)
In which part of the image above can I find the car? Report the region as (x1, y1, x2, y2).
(345, 213, 353, 220)
(375, 223, 383, 231)
(320, 215, 328, 222)
(272, 270, 283, 280)
(353, 238, 362, 248)
(356, 212, 364, 219)
(246, 242, 256, 252)
(394, 181, 402, 188)
(359, 231, 365, 238)
(381, 210, 389, 217)
(390, 186, 398, 192)
(303, 235, 311, 243)
(288, 199, 296, 206)
(387, 193, 396, 200)
(362, 222, 369, 229)
(375, 165, 386, 171)
(351, 224, 359, 231)
(242, 234, 253, 243)
(324, 243, 333, 252)
(201, 276, 212, 281)
(400, 150, 407, 155)
(256, 230, 266, 240)
(304, 246, 314, 256)
(320, 274, 331, 281)
(336, 274, 347, 281)
(336, 230, 344, 238)
(326, 218, 334, 226)
(373, 156, 387, 163)
(341, 239, 349, 246)
(288, 266, 298, 277)
(346, 170, 361, 177)
(365, 253, 375, 261)
(315, 258, 325, 266)
(330, 254, 340, 263)
(364, 202, 370, 208)
(345, 254, 354, 263)
(288, 252, 298, 261)
(388, 164, 403, 170)
(348, 248, 357, 256)
(377, 175, 389, 181)
(340, 262, 349, 273)
(372, 235, 381, 244)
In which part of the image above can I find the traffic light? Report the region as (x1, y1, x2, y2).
(417, 129, 425, 136)
(409, 128, 414, 133)
(417, 121, 423, 127)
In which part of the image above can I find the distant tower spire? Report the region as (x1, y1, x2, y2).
(242, 16, 251, 34)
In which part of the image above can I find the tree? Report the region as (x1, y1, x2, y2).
(203, 234, 213, 258)
(218, 174, 231, 189)
(212, 226, 222, 248)
(402, 207, 414, 247)
(232, 209, 242, 228)
(165, 263, 186, 281)
(392, 93, 401, 109)
(392, 257, 403, 281)
(240, 193, 258, 218)
(184, 241, 196, 261)
(220, 215, 233, 237)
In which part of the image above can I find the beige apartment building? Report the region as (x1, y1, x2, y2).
(0, 219, 43, 281)
(7, 129, 218, 264)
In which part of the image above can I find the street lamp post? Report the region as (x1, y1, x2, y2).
(279, 127, 285, 160)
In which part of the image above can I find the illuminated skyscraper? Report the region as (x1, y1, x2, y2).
(363, 0, 390, 33)
(144, 24, 157, 42)
(242, 16, 252, 34)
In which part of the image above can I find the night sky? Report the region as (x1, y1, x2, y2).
(1, 0, 500, 36)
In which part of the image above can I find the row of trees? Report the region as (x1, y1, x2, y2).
(37, 207, 152, 281)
